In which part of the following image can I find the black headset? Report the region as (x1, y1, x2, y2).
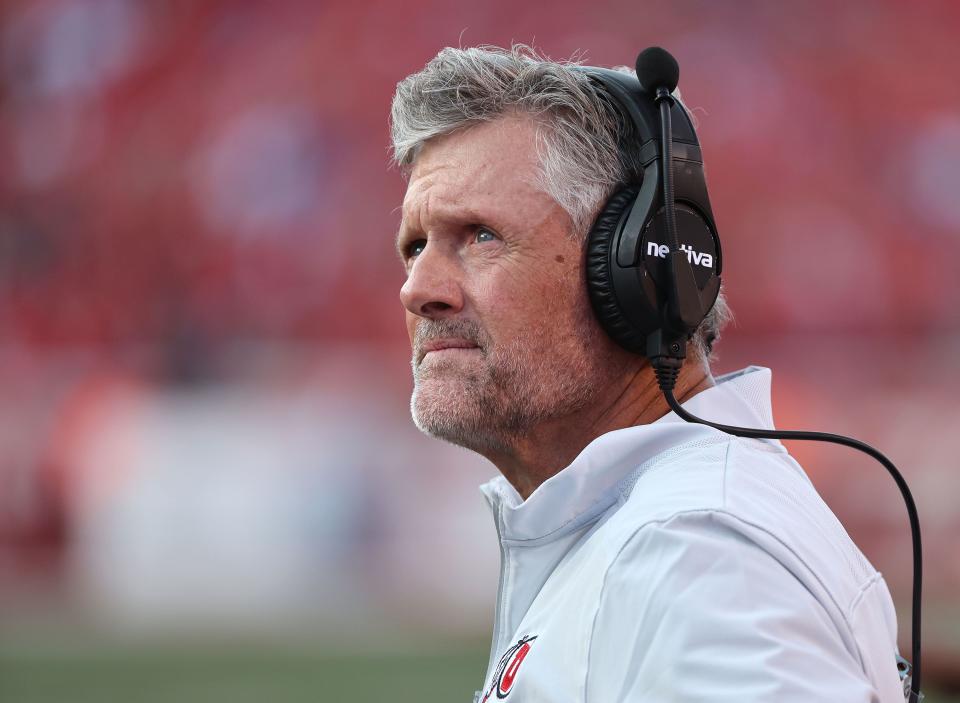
(576, 49, 720, 375)
(577, 48, 923, 703)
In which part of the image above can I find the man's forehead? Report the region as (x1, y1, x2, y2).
(402, 117, 548, 218)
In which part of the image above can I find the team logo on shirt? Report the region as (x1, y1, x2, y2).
(479, 635, 538, 701)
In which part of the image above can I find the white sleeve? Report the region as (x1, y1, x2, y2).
(584, 511, 883, 703)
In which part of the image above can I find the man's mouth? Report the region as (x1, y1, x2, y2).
(418, 338, 481, 364)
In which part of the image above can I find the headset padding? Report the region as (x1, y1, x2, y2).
(585, 186, 649, 354)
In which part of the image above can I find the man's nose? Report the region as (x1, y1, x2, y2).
(399, 245, 464, 318)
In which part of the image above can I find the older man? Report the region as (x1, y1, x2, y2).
(391, 46, 904, 702)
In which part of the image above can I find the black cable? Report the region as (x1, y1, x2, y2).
(658, 383, 923, 700)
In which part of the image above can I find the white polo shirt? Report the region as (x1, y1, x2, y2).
(474, 366, 904, 703)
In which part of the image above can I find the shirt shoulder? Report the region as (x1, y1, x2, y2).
(584, 511, 902, 702)
(616, 434, 879, 613)
(583, 434, 903, 702)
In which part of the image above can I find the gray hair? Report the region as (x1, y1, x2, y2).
(390, 44, 732, 360)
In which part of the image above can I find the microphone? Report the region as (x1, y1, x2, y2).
(636, 46, 700, 368)
(635, 47, 679, 95)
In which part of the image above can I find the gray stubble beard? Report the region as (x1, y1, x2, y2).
(409, 316, 612, 456)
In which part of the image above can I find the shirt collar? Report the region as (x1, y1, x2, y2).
(480, 365, 777, 542)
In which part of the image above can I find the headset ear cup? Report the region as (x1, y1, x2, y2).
(585, 187, 650, 354)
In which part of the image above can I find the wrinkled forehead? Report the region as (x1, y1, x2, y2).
(401, 116, 551, 222)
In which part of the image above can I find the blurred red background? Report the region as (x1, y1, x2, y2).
(1, 0, 958, 694)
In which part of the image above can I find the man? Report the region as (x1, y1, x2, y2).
(390, 45, 904, 702)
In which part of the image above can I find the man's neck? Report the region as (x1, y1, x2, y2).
(485, 362, 715, 500)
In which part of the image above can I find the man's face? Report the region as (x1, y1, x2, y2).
(397, 116, 622, 453)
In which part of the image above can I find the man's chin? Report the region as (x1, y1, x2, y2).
(410, 386, 510, 453)
(410, 382, 474, 434)
(411, 368, 484, 400)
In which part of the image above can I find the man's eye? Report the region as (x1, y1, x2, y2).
(406, 239, 427, 258)
(475, 227, 499, 243)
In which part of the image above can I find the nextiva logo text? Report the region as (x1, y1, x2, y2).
(646, 241, 714, 268)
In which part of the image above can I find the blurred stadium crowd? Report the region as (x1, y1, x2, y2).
(0, 0, 958, 689)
